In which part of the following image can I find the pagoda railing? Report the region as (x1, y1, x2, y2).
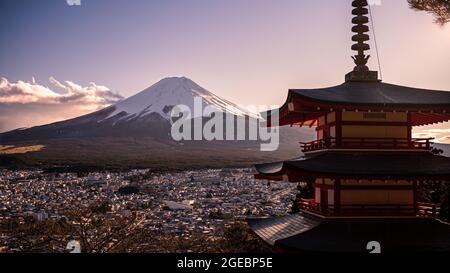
(298, 198, 440, 217)
(417, 202, 441, 217)
(299, 198, 339, 215)
(300, 137, 433, 153)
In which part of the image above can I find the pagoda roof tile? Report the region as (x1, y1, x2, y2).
(290, 81, 450, 106)
(255, 151, 450, 179)
(248, 213, 450, 252)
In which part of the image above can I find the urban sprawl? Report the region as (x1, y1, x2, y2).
(0, 168, 296, 252)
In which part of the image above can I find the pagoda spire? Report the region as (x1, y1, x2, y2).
(345, 0, 379, 82)
(351, 0, 371, 71)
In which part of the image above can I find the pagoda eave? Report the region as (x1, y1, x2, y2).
(255, 151, 450, 182)
(248, 213, 450, 253)
(255, 169, 450, 182)
(267, 102, 450, 128)
(264, 81, 450, 127)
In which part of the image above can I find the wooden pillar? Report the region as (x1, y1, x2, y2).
(407, 112, 413, 145)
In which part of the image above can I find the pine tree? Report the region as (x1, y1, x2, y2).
(439, 183, 450, 222)
(408, 0, 450, 25)
(291, 180, 314, 214)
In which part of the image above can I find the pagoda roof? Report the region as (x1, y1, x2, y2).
(248, 213, 450, 253)
(264, 80, 450, 127)
(255, 151, 450, 180)
(247, 213, 321, 246)
(290, 81, 450, 106)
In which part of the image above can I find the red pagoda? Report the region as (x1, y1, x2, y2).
(248, 0, 450, 253)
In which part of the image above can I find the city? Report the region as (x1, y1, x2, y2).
(0, 168, 296, 252)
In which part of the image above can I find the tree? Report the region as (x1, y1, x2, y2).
(1, 204, 151, 253)
(64, 208, 149, 253)
(440, 186, 450, 222)
(408, 0, 450, 25)
(291, 180, 314, 214)
(418, 181, 450, 223)
(217, 222, 272, 253)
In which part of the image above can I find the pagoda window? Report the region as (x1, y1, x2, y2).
(316, 113, 336, 140)
(342, 111, 408, 122)
(318, 116, 326, 126)
(317, 129, 324, 140)
(327, 112, 336, 123)
(330, 126, 336, 138)
(315, 188, 321, 204)
(327, 189, 335, 206)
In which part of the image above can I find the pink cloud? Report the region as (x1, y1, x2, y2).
(0, 77, 123, 132)
(0, 77, 123, 106)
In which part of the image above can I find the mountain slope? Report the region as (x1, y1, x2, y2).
(106, 77, 259, 121)
(0, 77, 314, 168)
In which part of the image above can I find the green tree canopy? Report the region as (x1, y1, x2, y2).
(408, 0, 450, 25)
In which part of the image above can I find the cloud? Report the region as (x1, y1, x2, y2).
(413, 128, 450, 144)
(0, 77, 124, 132)
(0, 77, 123, 107)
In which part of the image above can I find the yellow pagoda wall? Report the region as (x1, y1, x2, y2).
(341, 126, 408, 139)
(340, 190, 413, 205)
(316, 111, 410, 140)
(314, 178, 414, 205)
(341, 111, 409, 139)
(340, 179, 414, 205)
(342, 111, 407, 122)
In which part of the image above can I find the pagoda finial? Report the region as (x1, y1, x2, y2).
(351, 0, 371, 71)
(345, 0, 379, 82)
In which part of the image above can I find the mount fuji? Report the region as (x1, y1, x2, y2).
(0, 77, 261, 141)
(106, 77, 260, 121)
(0, 77, 314, 169)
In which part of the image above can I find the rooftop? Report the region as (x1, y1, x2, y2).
(248, 212, 450, 253)
(290, 81, 450, 106)
(255, 151, 450, 180)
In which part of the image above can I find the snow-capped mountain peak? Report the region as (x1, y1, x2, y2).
(105, 77, 260, 121)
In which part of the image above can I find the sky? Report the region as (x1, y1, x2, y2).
(0, 0, 449, 141)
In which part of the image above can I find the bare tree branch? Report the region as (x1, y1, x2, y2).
(408, 0, 450, 25)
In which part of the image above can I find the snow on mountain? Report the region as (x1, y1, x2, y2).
(104, 77, 260, 122)
(3, 76, 306, 143)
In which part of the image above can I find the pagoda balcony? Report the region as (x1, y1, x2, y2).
(298, 198, 440, 218)
(300, 137, 433, 153)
